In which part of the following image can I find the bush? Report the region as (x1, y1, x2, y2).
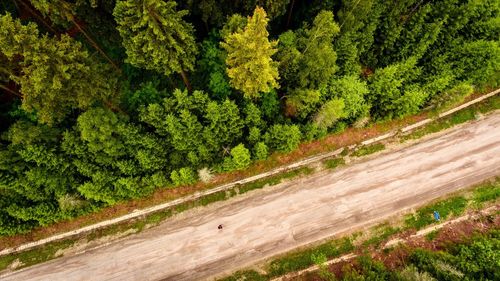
(197, 167, 214, 183)
(170, 167, 197, 186)
(223, 144, 251, 171)
(429, 83, 474, 111)
(265, 124, 301, 152)
(313, 98, 346, 129)
(301, 123, 328, 141)
(253, 142, 268, 160)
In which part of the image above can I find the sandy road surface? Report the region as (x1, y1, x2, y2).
(3, 113, 500, 281)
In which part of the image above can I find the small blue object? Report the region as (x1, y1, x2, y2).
(433, 211, 441, 221)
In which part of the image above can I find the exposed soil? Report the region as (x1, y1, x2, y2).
(295, 209, 500, 281)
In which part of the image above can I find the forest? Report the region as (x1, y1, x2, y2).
(0, 0, 498, 236)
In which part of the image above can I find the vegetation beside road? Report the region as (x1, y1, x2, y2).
(0, 92, 498, 272)
(219, 177, 500, 281)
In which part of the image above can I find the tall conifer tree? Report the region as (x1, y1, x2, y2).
(221, 6, 279, 98)
(0, 13, 116, 124)
(113, 0, 198, 90)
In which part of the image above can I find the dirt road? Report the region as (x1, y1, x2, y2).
(3, 113, 500, 281)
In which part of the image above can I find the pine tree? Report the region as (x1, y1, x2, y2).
(246, 0, 291, 20)
(221, 6, 279, 98)
(0, 13, 117, 124)
(113, 0, 198, 90)
(28, 0, 120, 71)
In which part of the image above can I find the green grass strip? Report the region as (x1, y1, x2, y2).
(219, 178, 500, 280)
(405, 196, 468, 230)
(352, 143, 386, 157)
(324, 157, 345, 169)
(402, 94, 500, 142)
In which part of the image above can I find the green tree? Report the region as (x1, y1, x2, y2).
(221, 6, 279, 98)
(264, 124, 301, 152)
(296, 10, 339, 89)
(277, 10, 339, 118)
(278, 10, 340, 90)
(313, 98, 346, 130)
(368, 57, 427, 119)
(28, 0, 120, 70)
(0, 121, 83, 233)
(285, 88, 320, 119)
(62, 107, 169, 204)
(204, 99, 245, 151)
(325, 76, 369, 120)
(139, 89, 245, 166)
(223, 143, 251, 171)
(196, 34, 232, 100)
(245, 0, 290, 20)
(114, 0, 198, 90)
(0, 13, 117, 124)
(171, 167, 197, 186)
(253, 142, 268, 160)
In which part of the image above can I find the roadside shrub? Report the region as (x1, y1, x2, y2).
(265, 124, 301, 152)
(429, 83, 474, 111)
(170, 167, 197, 186)
(453, 234, 500, 280)
(301, 123, 327, 141)
(197, 167, 214, 183)
(253, 142, 268, 160)
(223, 144, 251, 171)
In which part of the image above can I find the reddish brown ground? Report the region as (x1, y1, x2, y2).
(298, 210, 500, 281)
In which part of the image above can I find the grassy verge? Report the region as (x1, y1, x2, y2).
(0, 167, 314, 273)
(218, 177, 500, 281)
(323, 158, 346, 169)
(0, 239, 75, 273)
(404, 196, 468, 230)
(351, 143, 386, 157)
(401, 93, 499, 142)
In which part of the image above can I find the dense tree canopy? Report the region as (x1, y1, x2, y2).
(0, 0, 498, 235)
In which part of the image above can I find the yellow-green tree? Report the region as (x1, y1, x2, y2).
(221, 6, 279, 98)
(113, 0, 198, 90)
(0, 13, 116, 124)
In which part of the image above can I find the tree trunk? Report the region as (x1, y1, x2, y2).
(0, 84, 23, 99)
(180, 70, 192, 92)
(286, 0, 295, 28)
(16, 0, 59, 34)
(72, 21, 121, 73)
